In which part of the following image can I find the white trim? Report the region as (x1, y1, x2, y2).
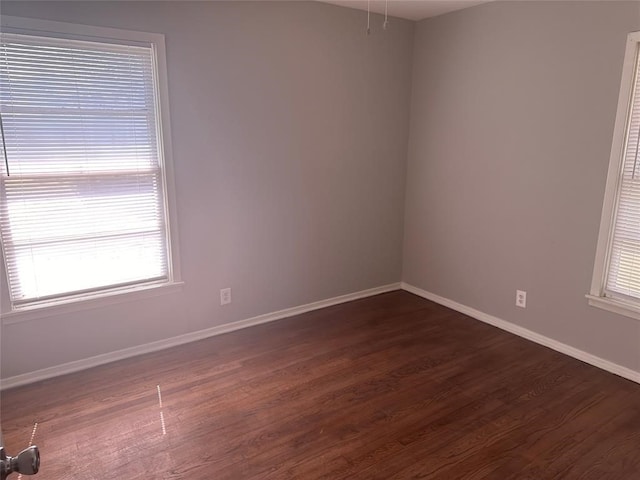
(401, 282, 640, 385)
(152, 32, 182, 285)
(586, 294, 640, 322)
(1, 281, 185, 325)
(0, 283, 401, 390)
(0, 15, 162, 46)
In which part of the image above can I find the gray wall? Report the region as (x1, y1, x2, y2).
(404, 1, 640, 372)
(0, 1, 414, 378)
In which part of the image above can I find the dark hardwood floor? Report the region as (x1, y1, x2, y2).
(2, 291, 640, 479)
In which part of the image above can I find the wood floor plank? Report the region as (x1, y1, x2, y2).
(2, 291, 640, 479)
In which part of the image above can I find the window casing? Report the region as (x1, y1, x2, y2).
(0, 17, 181, 314)
(590, 31, 640, 320)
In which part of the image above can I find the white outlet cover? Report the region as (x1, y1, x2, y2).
(220, 288, 232, 305)
(516, 290, 526, 308)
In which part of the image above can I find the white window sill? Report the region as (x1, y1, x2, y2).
(586, 293, 640, 322)
(1, 281, 185, 325)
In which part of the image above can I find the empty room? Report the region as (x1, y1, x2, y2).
(1, 0, 640, 478)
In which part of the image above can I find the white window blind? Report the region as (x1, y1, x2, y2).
(605, 43, 640, 300)
(0, 32, 171, 307)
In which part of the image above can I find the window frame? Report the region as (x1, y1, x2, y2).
(0, 16, 183, 321)
(589, 31, 640, 321)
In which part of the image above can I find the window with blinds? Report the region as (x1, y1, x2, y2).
(602, 38, 640, 299)
(0, 29, 174, 308)
(590, 31, 640, 319)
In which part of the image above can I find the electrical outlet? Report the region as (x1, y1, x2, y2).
(220, 287, 232, 306)
(516, 290, 526, 308)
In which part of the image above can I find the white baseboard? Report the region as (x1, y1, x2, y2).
(1, 283, 401, 390)
(401, 282, 640, 385)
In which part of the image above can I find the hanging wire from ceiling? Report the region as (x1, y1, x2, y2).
(383, 0, 389, 29)
(366, 0, 390, 35)
(0, 113, 9, 176)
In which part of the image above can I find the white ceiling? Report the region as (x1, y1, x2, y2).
(318, 0, 492, 21)
(17, 0, 491, 22)
(20, 0, 491, 21)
